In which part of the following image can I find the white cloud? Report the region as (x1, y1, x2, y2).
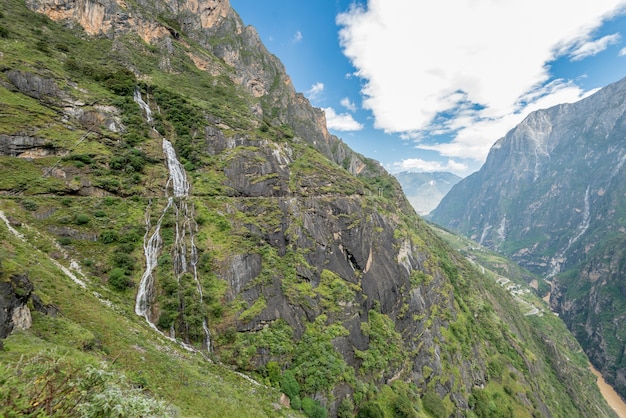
(417, 80, 595, 163)
(340, 97, 357, 112)
(569, 33, 621, 61)
(323, 107, 364, 131)
(337, 1, 626, 164)
(620, 46, 626, 56)
(293, 30, 302, 43)
(306, 82, 325, 101)
(388, 158, 468, 176)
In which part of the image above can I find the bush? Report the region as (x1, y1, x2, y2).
(302, 397, 327, 418)
(57, 237, 72, 246)
(422, 391, 447, 418)
(394, 393, 417, 418)
(280, 370, 301, 404)
(21, 200, 38, 211)
(108, 267, 131, 291)
(0, 350, 174, 416)
(100, 230, 118, 244)
(74, 214, 90, 225)
(111, 251, 136, 272)
(94, 210, 107, 218)
(0, 26, 8, 38)
(337, 397, 355, 418)
(356, 401, 383, 418)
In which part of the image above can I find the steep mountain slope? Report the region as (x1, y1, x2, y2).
(0, 0, 616, 416)
(394, 172, 461, 215)
(430, 77, 626, 399)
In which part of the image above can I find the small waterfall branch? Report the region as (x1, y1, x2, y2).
(133, 89, 211, 353)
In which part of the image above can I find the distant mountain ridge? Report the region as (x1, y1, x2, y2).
(430, 76, 626, 399)
(394, 171, 461, 215)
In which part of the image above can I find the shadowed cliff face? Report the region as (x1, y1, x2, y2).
(431, 76, 626, 400)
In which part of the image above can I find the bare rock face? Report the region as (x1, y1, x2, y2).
(0, 135, 51, 157)
(26, 0, 230, 40)
(0, 274, 34, 341)
(7, 70, 65, 102)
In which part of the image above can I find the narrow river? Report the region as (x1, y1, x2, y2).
(591, 364, 626, 417)
(544, 287, 626, 416)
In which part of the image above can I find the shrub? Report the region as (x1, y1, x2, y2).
(337, 397, 355, 418)
(99, 230, 118, 244)
(280, 370, 300, 403)
(356, 401, 383, 418)
(0, 26, 8, 38)
(265, 361, 281, 387)
(94, 210, 107, 218)
(21, 200, 38, 211)
(302, 397, 327, 418)
(111, 252, 135, 272)
(393, 393, 417, 418)
(108, 267, 131, 291)
(422, 391, 447, 418)
(0, 350, 174, 416)
(74, 214, 90, 225)
(57, 237, 72, 246)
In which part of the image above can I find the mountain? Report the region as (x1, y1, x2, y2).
(0, 0, 616, 416)
(430, 76, 626, 400)
(394, 172, 461, 215)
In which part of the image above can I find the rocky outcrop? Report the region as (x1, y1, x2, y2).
(6, 70, 65, 103)
(0, 274, 34, 342)
(0, 135, 53, 157)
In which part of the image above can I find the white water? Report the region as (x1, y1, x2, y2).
(133, 93, 211, 352)
(162, 140, 189, 197)
(163, 139, 211, 352)
(135, 198, 172, 318)
(133, 88, 152, 123)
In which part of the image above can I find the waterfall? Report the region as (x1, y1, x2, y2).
(163, 139, 212, 352)
(135, 199, 171, 318)
(133, 90, 211, 352)
(133, 88, 152, 123)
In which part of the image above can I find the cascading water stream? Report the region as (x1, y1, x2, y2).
(133, 88, 152, 123)
(134, 88, 211, 353)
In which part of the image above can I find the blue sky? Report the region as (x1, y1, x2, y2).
(230, 0, 626, 177)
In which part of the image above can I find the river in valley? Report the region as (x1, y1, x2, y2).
(591, 363, 626, 417)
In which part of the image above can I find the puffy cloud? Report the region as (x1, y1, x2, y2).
(619, 46, 626, 56)
(323, 107, 364, 131)
(293, 30, 302, 43)
(337, 0, 626, 164)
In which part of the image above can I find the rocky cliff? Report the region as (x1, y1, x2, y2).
(431, 76, 626, 400)
(0, 0, 616, 415)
